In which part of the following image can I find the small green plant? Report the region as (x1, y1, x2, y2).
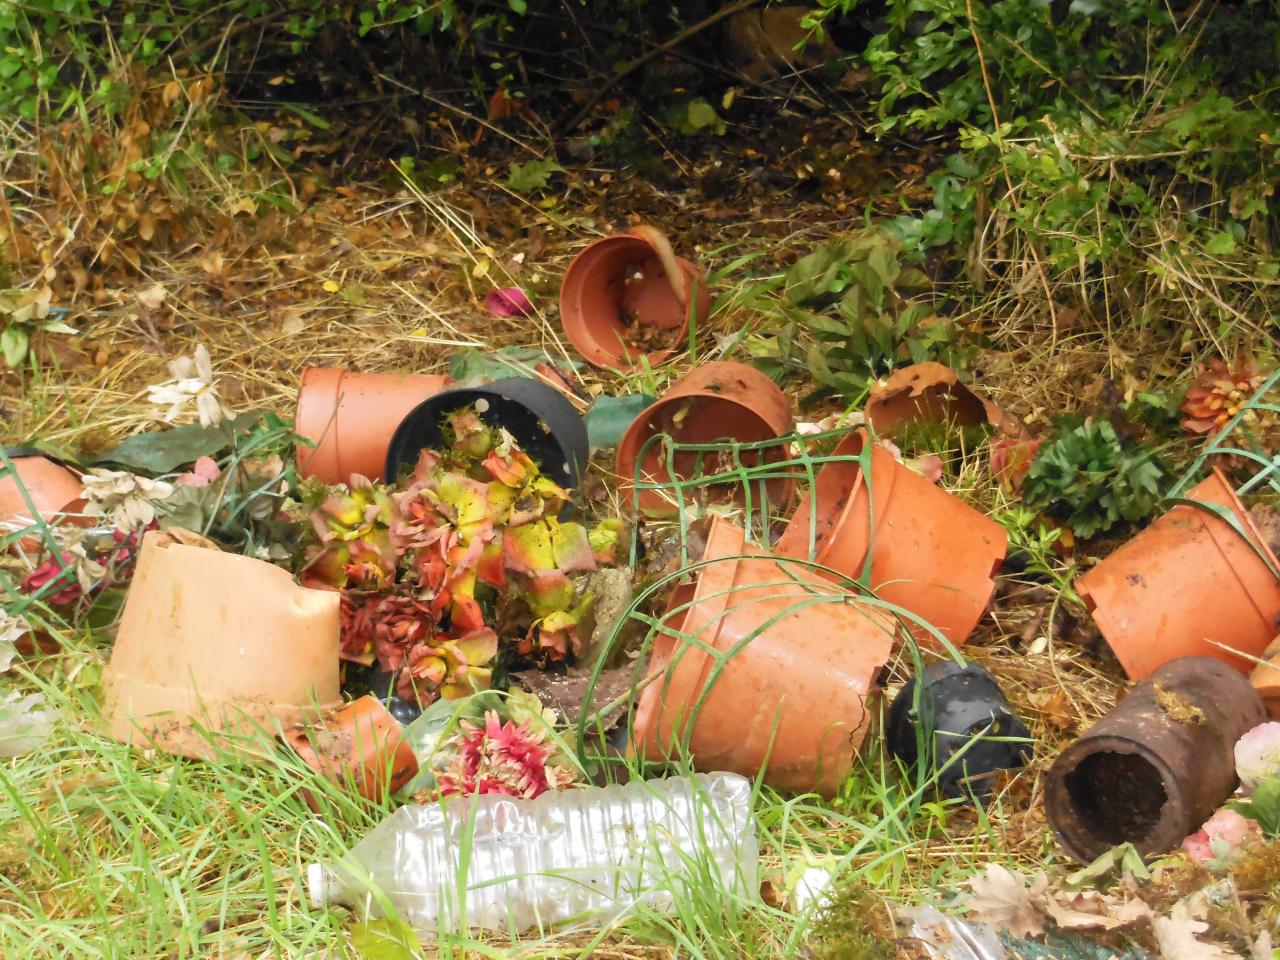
(0, 288, 76, 369)
(506, 157, 563, 195)
(1021, 419, 1169, 540)
(763, 229, 972, 402)
(665, 98, 726, 136)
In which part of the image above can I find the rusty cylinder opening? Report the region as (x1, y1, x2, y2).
(1064, 751, 1168, 845)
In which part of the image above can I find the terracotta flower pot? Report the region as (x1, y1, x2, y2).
(632, 515, 894, 795)
(775, 430, 1006, 648)
(0, 448, 85, 544)
(1250, 634, 1280, 720)
(1045, 656, 1266, 863)
(283, 695, 419, 810)
(295, 367, 452, 484)
(1075, 468, 1280, 680)
(384, 377, 589, 489)
(864, 363, 1012, 437)
(102, 530, 342, 760)
(560, 227, 711, 370)
(615, 362, 795, 512)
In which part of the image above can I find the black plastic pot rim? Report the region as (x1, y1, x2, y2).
(383, 378, 587, 488)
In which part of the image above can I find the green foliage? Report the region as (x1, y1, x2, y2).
(666, 98, 726, 136)
(1021, 419, 1169, 539)
(506, 157, 563, 194)
(0, 289, 75, 370)
(764, 229, 972, 401)
(92, 409, 269, 473)
(1228, 777, 1280, 838)
(350, 917, 425, 960)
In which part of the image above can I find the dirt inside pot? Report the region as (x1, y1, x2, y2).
(1064, 750, 1168, 845)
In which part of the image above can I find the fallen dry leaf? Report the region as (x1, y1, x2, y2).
(963, 864, 1048, 937)
(1043, 888, 1152, 931)
(135, 282, 166, 310)
(1153, 899, 1245, 960)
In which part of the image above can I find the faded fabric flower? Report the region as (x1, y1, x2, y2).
(0, 612, 31, 673)
(1181, 807, 1262, 866)
(484, 287, 534, 318)
(175, 456, 221, 488)
(147, 344, 232, 427)
(20, 553, 89, 606)
(1235, 721, 1280, 792)
(436, 710, 577, 800)
(81, 468, 174, 533)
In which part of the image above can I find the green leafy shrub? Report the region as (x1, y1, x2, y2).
(761, 229, 973, 402)
(1021, 419, 1169, 540)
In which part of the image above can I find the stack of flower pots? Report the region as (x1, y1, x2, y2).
(631, 514, 895, 795)
(774, 429, 1007, 649)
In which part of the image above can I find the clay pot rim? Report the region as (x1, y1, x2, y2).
(636, 518, 745, 738)
(294, 367, 344, 477)
(3, 446, 79, 467)
(616, 364, 797, 509)
(560, 233, 705, 370)
(775, 429, 876, 557)
(1047, 733, 1185, 861)
(1192, 469, 1280, 600)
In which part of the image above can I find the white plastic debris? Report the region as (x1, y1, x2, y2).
(897, 905, 1008, 960)
(0, 690, 54, 757)
(0, 613, 31, 674)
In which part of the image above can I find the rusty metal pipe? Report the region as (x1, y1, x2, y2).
(1045, 656, 1266, 863)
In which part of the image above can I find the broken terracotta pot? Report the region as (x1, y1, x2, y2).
(102, 530, 342, 760)
(615, 361, 795, 512)
(1251, 634, 1280, 720)
(864, 363, 1013, 437)
(1045, 656, 1266, 863)
(0, 448, 85, 543)
(283, 695, 419, 810)
(1075, 468, 1280, 680)
(560, 227, 711, 370)
(632, 514, 894, 795)
(295, 367, 452, 484)
(775, 429, 1007, 648)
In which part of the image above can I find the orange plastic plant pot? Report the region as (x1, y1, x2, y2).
(295, 367, 451, 484)
(0, 452, 86, 552)
(615, 361, 795, 512)
(1252, 635, 1280, 720)
(631, 515, 894, 795)
(560, 231, 710, 370)
(283, 695, 419, 810)
(775, 429, 1007, 649)
(102, 530, 342, 759)
(1075, 468, 1280, 680)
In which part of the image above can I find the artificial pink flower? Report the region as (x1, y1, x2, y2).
(176, 456, 221, 488)
(484, 287, 534, 318)
(1235, 721, 1280, 792)
(1181, 807, 1262, 865)
(20, 555, 82, 606)
(436, 710, 575, 800)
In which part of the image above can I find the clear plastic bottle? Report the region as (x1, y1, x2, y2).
(307, 772, 758, 935)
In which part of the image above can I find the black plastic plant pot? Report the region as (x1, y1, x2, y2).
(887, 660, 1032, 800)
(383, 378, 588, 489)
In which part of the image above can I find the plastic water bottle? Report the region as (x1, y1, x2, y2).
(307, 772, 758, 935)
